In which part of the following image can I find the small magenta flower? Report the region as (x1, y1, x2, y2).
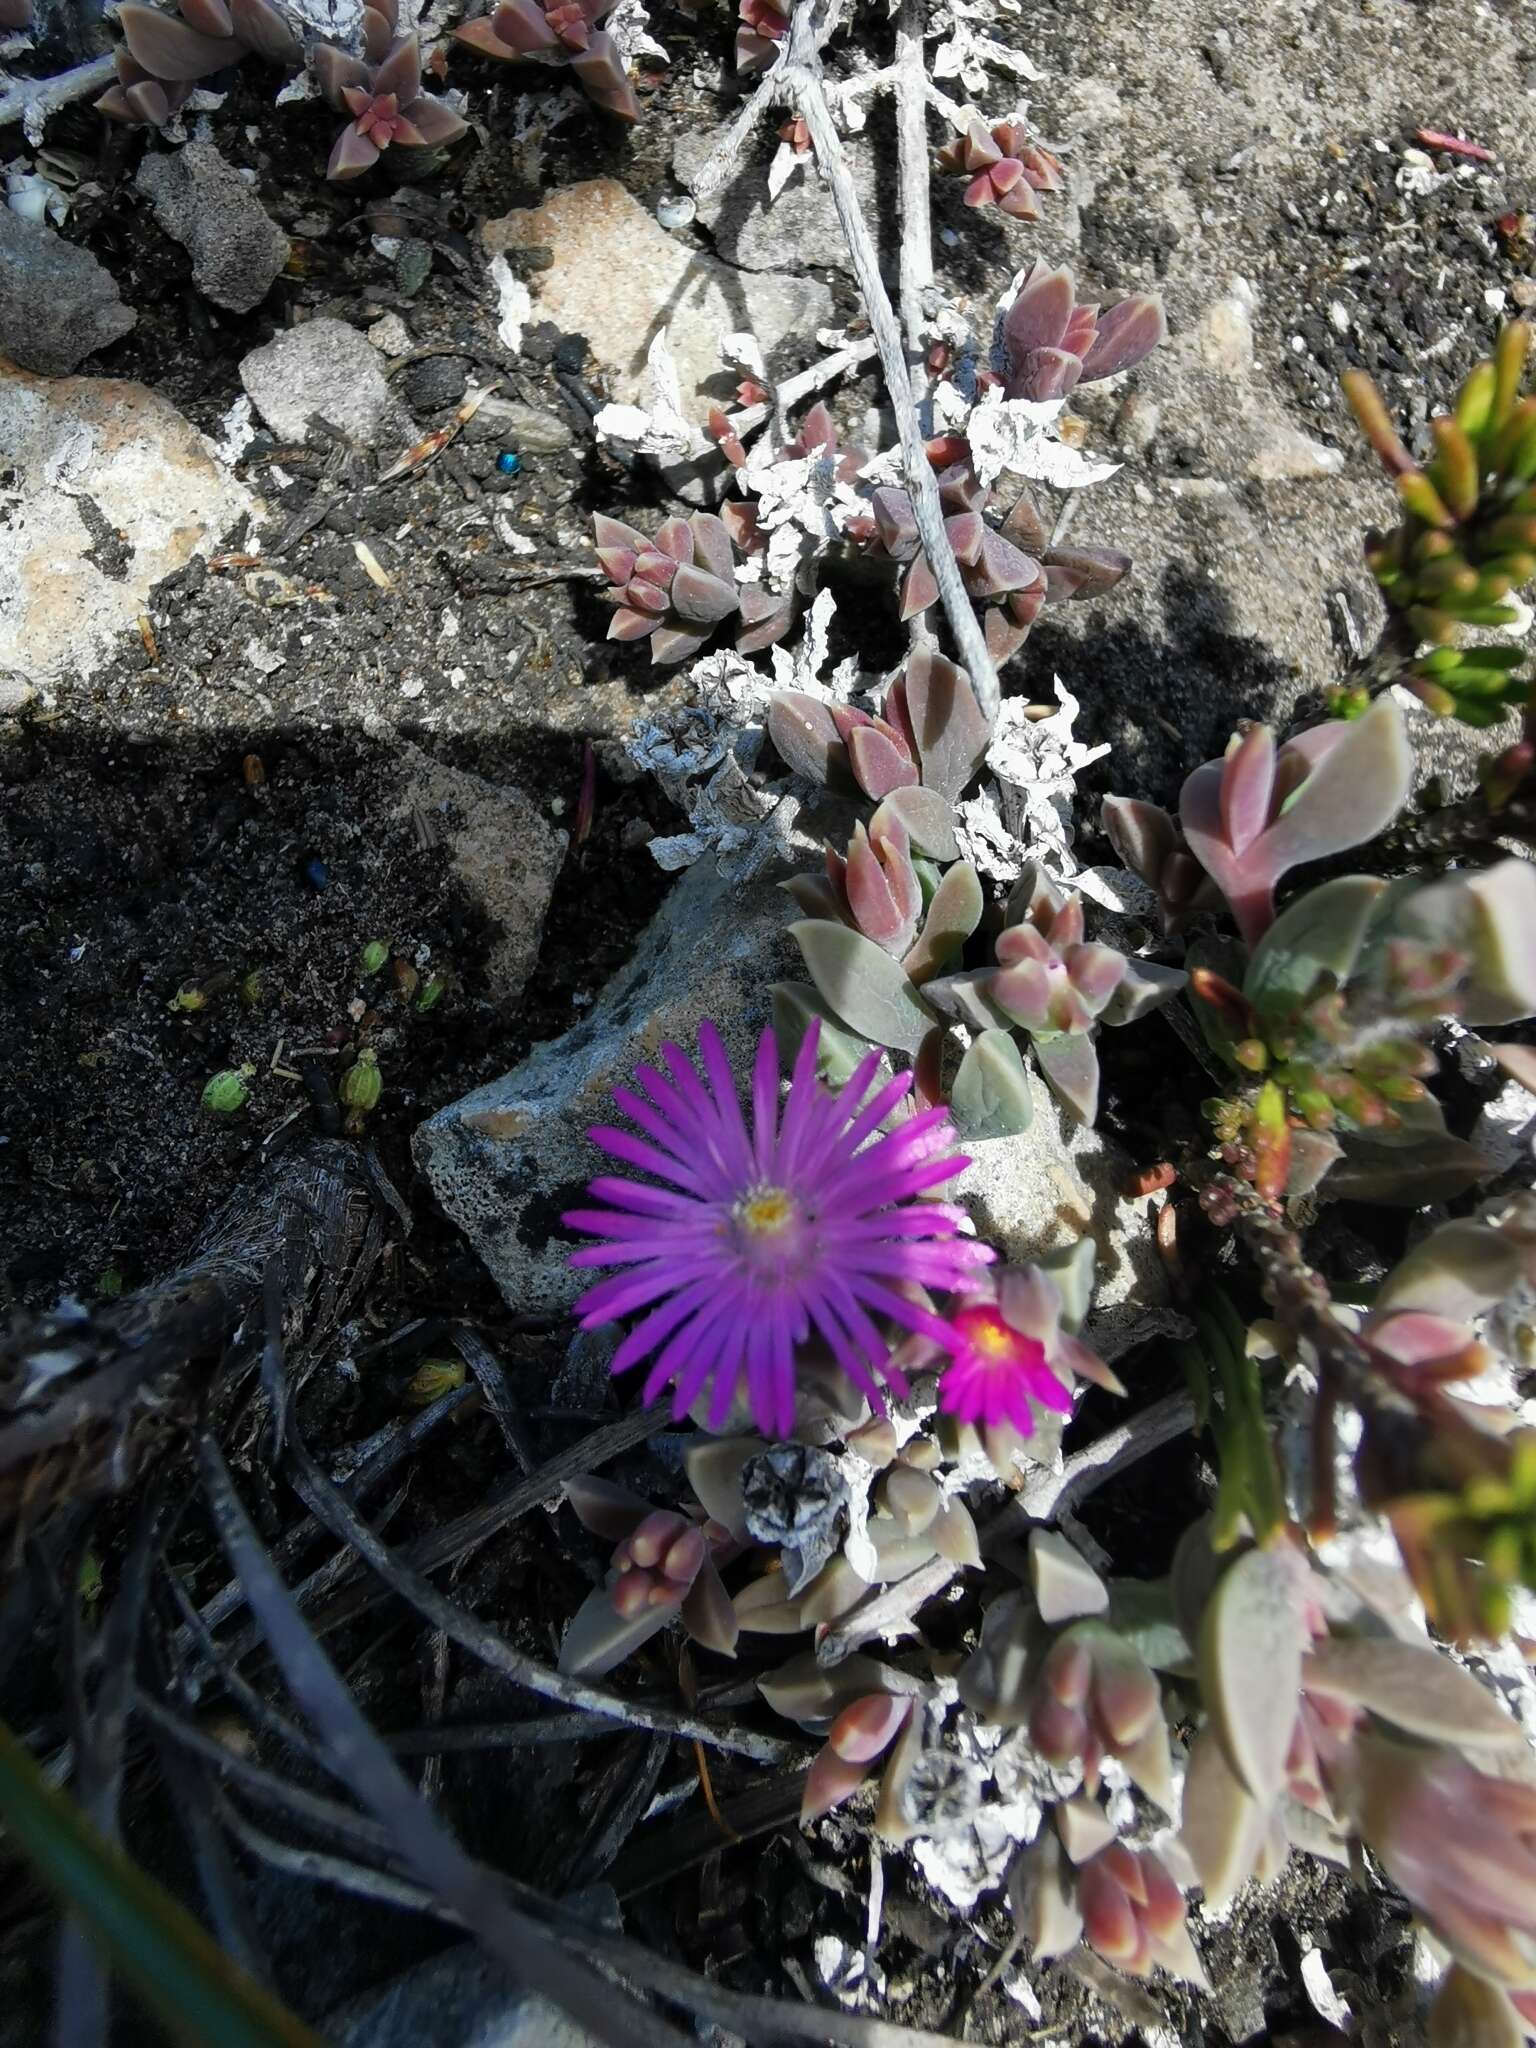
(565, 1022, 994, 1438)
(936, 1266, 1122, 1436)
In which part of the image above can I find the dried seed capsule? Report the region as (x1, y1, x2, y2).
(340, 1049, 382, 1124)
(202, 1068, 250, 1115)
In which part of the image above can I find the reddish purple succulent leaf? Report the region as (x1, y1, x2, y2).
(328, 123, 381, 177)
(313, 41, 371, 104)
(899, 554, 940, 621)
(607, 606, 659, 642)
(229, 0, 302, 63)
(1001, 485, 1048, 553)
(649, 625, 709, 665)
(845, 823, 922, 955)
(688, 511, 736, 584)
(118, 3, 241, 79)
(847, 723, 921, 800)
(654, 517, 694, 564)
(1003, 263, 1077, 357)
(902, 649, 991, 803)
(734, 588, 794, 653)
(1077, 295, 1167, 383)
(122, 77, 173, 120)
(453, 14, 519, 56)
(1044, 545, 1130, 601)
(179, 0, 234, 37)
(361, 2, 394, 59)
(1219, 727, 1276, 860)
(767, 692, 846, 786)
(571, 31, 638, 119)
(371, 30, 421, 100)
(667, 564, 739, 626)
(871, 487, 921, 560)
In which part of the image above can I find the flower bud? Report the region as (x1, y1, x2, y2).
(404, 1358, 467, 1405)
(340, 1049, 382, 1123)
(359, 940, 390, 977)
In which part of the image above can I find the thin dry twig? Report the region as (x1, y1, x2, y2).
(0, 51, 115, 132)
(780, 2, 1003, 722)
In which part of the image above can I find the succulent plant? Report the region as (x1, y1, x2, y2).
(1174, 696, 1413, 947)
(1000, 261, 1166, 404)
(734, 0, 787, 72)
(316, 25, 467, 180)
(926, 862, 1183, 1124)
(1345, 323, 1536, 725)
(557, 1474, 738, 1677)
(847, 439, 1130, 665)
(593, 510, 792, 665)
(936, 118, 1063, 221)
(453, 0, 637, 119)
(1099, 793, 1222, 931)
(96, 0, 300, 125)
(1351, 1734, 1536, 1990)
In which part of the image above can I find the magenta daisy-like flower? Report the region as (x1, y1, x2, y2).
(936, 1266, 1123, 1436)
(564, 1021, 994, 1438)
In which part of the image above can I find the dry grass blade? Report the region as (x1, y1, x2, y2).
(301, 1397, 672, 1636)
(55, 1495, 169, 2048)
(192, 1429, 693, 2048)
(284, 1433, 797, 1764)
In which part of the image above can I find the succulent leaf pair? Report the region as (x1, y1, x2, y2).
(593, 510, 791, 664)
(453, 0, 637, 120)
(97, 0, 301, 126)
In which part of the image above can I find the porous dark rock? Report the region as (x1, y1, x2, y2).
(135, 143, 290, 316)
(0, 213, 135, 376)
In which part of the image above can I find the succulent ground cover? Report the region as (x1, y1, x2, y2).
(3, 0, 1536, 2044)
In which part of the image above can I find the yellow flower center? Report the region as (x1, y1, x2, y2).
(736, 1186, 795, 1237)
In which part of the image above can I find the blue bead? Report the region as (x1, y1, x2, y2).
(496, 450, 522, 475)
(303, 857, 329, 891)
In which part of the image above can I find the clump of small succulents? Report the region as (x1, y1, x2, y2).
(593, 509, 794, 665)
(452, 0, 637, 121)
(316, 12, 467, 180)
(1000, 259, 1167, 403)
(935, 117, 1063, 221)
(1347, 322, 1536, 724)
(96, 0, 300, 125)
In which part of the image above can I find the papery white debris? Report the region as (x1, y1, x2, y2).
(593, 331, 711, 462)
(212, 395, 259, 465)
(766, 587, 863, 704)
(956, 677, 1109, 881)
(930, 0, 1043, 95)
(488, 254, 533, 355)
(628, 697, 801, 878)
(736, 439, 864, 596)
(965, 389, 1122, 492)
(605, 0, 668, 65)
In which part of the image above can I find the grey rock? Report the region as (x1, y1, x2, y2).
(464, 395, 574, 454)
(0, 673, 34, 715)
(483, 179, 834, 416)
(135, 143, 289, 316)
(417, 848, 1161, 1329)
(393, 745, 566, 1010)
(240, 317, 412, 448)
(416, 854, 790, 1318)
(327, 1946, 604, 2048)
(0, 212, 135, 376)
(403, 353, 469, 410)
(674, 131, 881, 277)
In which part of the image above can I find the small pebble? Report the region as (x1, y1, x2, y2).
(656, 194, 696, 229)
(496, 449, 522, 475)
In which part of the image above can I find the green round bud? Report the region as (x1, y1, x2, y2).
(340, 1049, 383, 1117)
(404, 1359, 467, 1405)
(202, 1069, 250, 1116)
(169, 983, 207, 1013)
(360, 940, 390, 978)
(415, 976, 447, 1014)
(239, 971, 265, 1008)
